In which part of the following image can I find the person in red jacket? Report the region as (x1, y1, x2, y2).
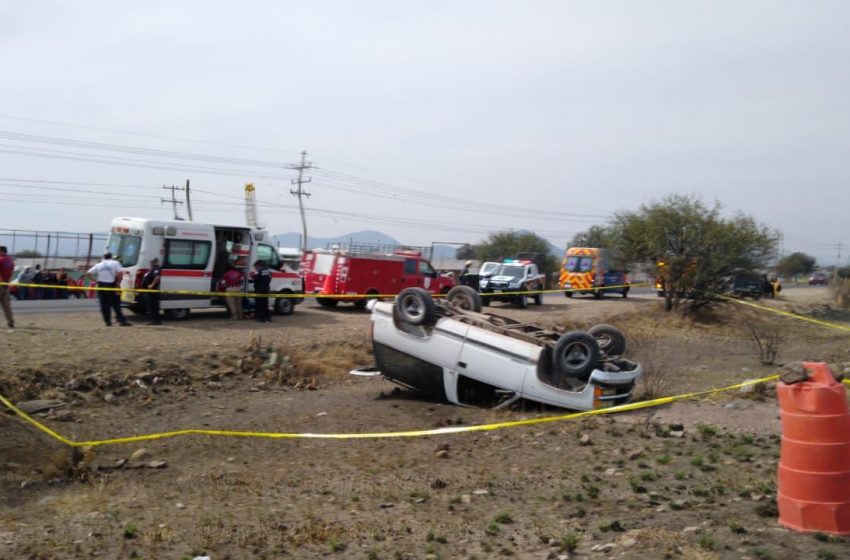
(217, 264, 244, 320)
(0, 246, 14, 329)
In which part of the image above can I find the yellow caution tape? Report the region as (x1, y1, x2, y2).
(0, 374, 779, 448)
(710, 292, 850, 334)
(1, 281, 649, 300)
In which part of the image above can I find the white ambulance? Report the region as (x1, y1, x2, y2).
(106, 217, 303, 320)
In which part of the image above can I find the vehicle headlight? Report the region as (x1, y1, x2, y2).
(509, 281, 521, 289)
(479, 279, 488, 288)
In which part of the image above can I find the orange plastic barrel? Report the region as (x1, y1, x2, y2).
(777, 362, 850, 535)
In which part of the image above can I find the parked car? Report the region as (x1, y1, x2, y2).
(356, 286, 643, 411)
(808, 272, 829, 286)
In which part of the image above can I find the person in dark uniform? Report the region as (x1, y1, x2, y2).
(141, 257, 162, 325)
(251, 260, 272, 323)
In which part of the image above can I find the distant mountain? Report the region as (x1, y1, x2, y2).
(271, 229, 563, 260)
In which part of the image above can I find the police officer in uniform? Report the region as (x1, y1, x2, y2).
(252, 260, 272, 323)
(141, 257, 162, 325)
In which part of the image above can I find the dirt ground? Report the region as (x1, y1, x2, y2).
(2, 288, 850, 560)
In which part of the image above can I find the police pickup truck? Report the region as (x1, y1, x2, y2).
(478, 258, 547, 308)
(355, 287, 643, 411)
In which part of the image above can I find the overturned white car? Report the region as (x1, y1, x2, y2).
(360, 287, 643, 411)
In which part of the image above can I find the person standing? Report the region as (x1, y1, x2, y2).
(0, 246, 14, 329)
(251, 260, 272, 323)
(87, 252, 131, 327)
(217, 264, 244, 320)
(141, 258, 162, 325)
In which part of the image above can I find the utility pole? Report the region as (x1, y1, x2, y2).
(161, 185, 184, 220)
(287, 150, 314, 252)
(835, 241, 843, 283)
(184, 179, 194, 221)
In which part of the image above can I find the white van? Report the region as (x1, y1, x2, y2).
(107, 217, 303, 320)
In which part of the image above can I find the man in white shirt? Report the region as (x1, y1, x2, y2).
(87, 252, 131, 327)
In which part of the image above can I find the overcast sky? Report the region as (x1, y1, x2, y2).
(1, 1, 848, 264)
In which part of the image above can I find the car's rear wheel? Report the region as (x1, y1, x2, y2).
(588, 324, 626, 356)
(164, 308, 190, 321)
(593, 289, 603, 299)
(565, 291, 573, 298)
(516, 292, 527, 308)
(552, 331, 600, 381)
(394, 287, 435, 326)
(446, 286, 482, 312)
(273, 290, 295, 315)
(316, 297, 338, 308)
(354, 289, 379, 310)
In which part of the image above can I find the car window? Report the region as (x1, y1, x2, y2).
(579, 257, 594, 272)
(165, 240, 211, 270)
(403, 259, 417, 275)
(256, 243, 281, 269)
(565, 256, 579, 272)
(418, 260, 435, 275)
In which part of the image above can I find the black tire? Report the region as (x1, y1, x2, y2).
(446, 286, 482, 312)
(534, 287, 543, 306)
(516, 292, 527, 308)
(552, 331, 600, 381)
(354, 289, 379, 310)
(481, 295, 490, 307)
(128, 302, 147, 315)
(394, 287, 435, 326)
(565, 291, 573, 298)
(622, 287, 629, 299)
(316, 297, 338, 308)
(164, 308, 190, 321)
(273, 290, 295, 315)
(593, 289, 603, 299)
(588, 324, 626, 356)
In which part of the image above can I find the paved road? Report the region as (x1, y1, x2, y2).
(10, 284, 823, 316)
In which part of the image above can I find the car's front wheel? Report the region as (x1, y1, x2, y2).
(552, 331, 600, 381)
(447, 286, 482, 312)
(273, 290, 295, 315)
(393, 287, 435, 326)
(164, 308, 190, 321)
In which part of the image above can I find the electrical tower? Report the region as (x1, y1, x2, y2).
(161, 184, 184, 220)
(287, 151, 314, 252)
(245, 182, 259, 228)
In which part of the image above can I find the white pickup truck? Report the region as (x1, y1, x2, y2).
(359, 287, 643, 411)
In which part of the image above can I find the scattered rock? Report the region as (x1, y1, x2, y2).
(669, 430, 685, 438)
(129, 449, 150, 462)
(590, 542, 615, 552)
(16, 399, 67, 414)
(579, 433, 592, 446)
(103, 393, 116, 404)
(621, 537, 637, 548)
(683, 526, 700, 534)
(378, 502, 395, 509)
(176, 502, 186, 509)
(435, 450, 449, 459)
(627, 449, 643, 460)
(460, 494, 472, 504)
(472, 489, 489, 496)
(146, 460, 167, 469)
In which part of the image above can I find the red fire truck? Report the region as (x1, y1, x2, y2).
(303, 249, 456, 309)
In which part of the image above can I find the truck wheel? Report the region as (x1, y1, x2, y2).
(128, 302, 148, 315)
(588, 324, 626, 356)
(622, 287, 629, 298)
(534, 289, 543, 305)
(446, 286, 482, 312)
(552, 331, 600, 381)
(273, 290, 295, 315)
(164, 308, 190, 321)
(565, 291, 573, 298)
(516, 292, 527, 308)
(316, 297, 338, 308)
(394, 287, 435, 326)
(481, 295, 490, 307)
(354, 289, 379, 310)
(593, 289, 603, 299)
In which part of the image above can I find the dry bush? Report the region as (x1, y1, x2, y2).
(624, 326, 673, 400)
(832, 278, 850, 308)
(742, 315, 784, 366)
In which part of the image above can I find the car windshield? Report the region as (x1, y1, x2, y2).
(495, 265, 524, 277)
(565, 256, 594, 272)
(105, 233, 141, 267)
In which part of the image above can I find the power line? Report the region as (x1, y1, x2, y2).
(287, 151, 314, 251)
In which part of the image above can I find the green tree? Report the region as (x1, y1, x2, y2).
(837, 266, 850, 280)
(570, 225, 613, 249)
(455, 243, 476, 260)
(469, 230, 559, 274)
(604, 195, 779, 312)
(776, 252, 817, 278)
(13, 249, 42, 258)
